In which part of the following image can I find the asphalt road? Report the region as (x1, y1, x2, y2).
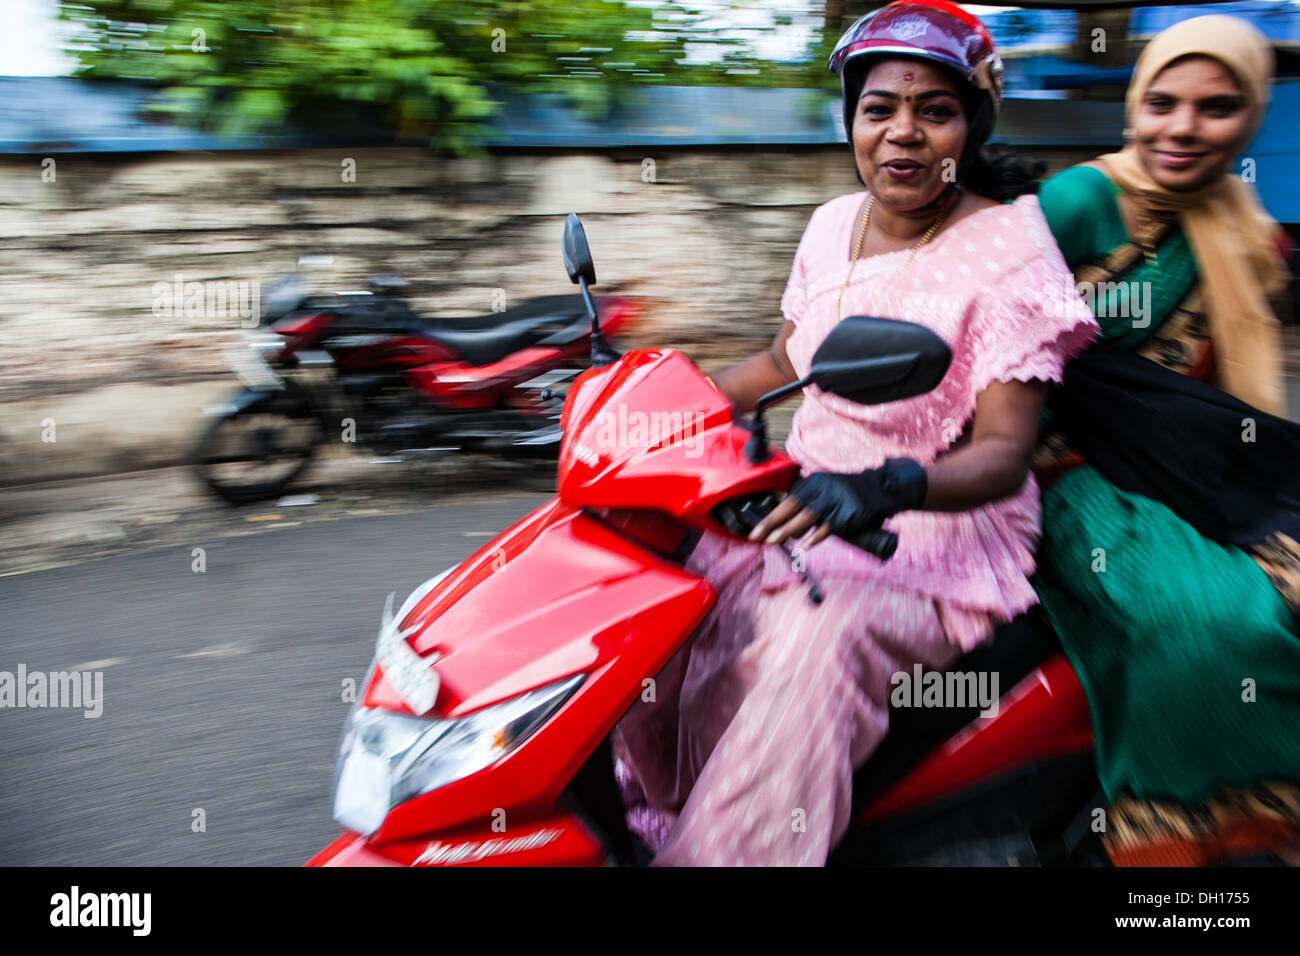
(0, 495, 550, 866)
(1, 372, 1294, 867)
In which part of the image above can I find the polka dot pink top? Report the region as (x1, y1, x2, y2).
(771, 190, 1098, 651)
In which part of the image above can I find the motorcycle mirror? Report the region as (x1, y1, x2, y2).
(744, 316, 950, 464)
(260, 274, 309, 324)
(562, 213, 619, 367)
(562, 214, 597, 286)
(809, 316, 951, 405)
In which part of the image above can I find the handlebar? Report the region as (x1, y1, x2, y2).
(849, 527, 898, 560)
(714, 493, 898, 561)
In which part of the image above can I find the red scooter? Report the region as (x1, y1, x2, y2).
(307, 215, 1100, 867)
(193, 270, 639, 503)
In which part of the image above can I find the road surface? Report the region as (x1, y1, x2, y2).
(0, 491, 550, 865)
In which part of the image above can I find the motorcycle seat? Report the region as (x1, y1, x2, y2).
(417, 295, 590, 366)
(849, 607, 1062, 813)
(418, 294, 586, 331)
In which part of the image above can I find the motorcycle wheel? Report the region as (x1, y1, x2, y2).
(193, 404, 324, 504)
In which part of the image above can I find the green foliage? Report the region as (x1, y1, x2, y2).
(61, 0, 817, 151)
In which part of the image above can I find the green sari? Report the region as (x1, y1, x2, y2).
(1033, 164, 1300, 807)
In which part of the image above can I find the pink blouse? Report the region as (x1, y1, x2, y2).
(764, 191, 1098, 651)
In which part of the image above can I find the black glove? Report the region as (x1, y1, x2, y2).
(789, 458, 927, 538)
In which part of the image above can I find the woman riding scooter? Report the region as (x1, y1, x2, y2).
(612, 0, 1097, 866)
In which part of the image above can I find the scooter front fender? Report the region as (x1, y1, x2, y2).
(363, 499, 716, 844)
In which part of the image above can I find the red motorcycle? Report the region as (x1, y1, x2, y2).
(307, 214, 1101, 867)
(193, 269, 639, 503)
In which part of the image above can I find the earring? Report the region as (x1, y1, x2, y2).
(1122, 127, 1135, 144)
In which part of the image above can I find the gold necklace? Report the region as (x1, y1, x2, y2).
(835, 195, 952, 323)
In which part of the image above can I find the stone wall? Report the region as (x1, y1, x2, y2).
(0, 144, 1096, 482)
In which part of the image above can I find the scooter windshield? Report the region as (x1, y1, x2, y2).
(557, 348, 798, 524)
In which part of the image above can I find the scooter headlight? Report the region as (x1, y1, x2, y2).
(332, 673, 583, 836)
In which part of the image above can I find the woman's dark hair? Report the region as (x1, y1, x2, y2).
(845, 56, 1045, 201)
(953, 83, 1045, 201)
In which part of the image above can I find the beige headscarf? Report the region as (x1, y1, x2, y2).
(1097, 14, 1288, 415)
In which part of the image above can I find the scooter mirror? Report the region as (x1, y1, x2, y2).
(562, 214, 597, 286)
(810, 316, 951, 405)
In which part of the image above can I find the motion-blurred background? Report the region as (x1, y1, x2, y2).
(1, 0, 1298, 865)
(2, 0, 1297, 484)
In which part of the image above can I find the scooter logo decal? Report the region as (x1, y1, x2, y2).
(375, 592, 440, 716)
(414, 827, 564, 865)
